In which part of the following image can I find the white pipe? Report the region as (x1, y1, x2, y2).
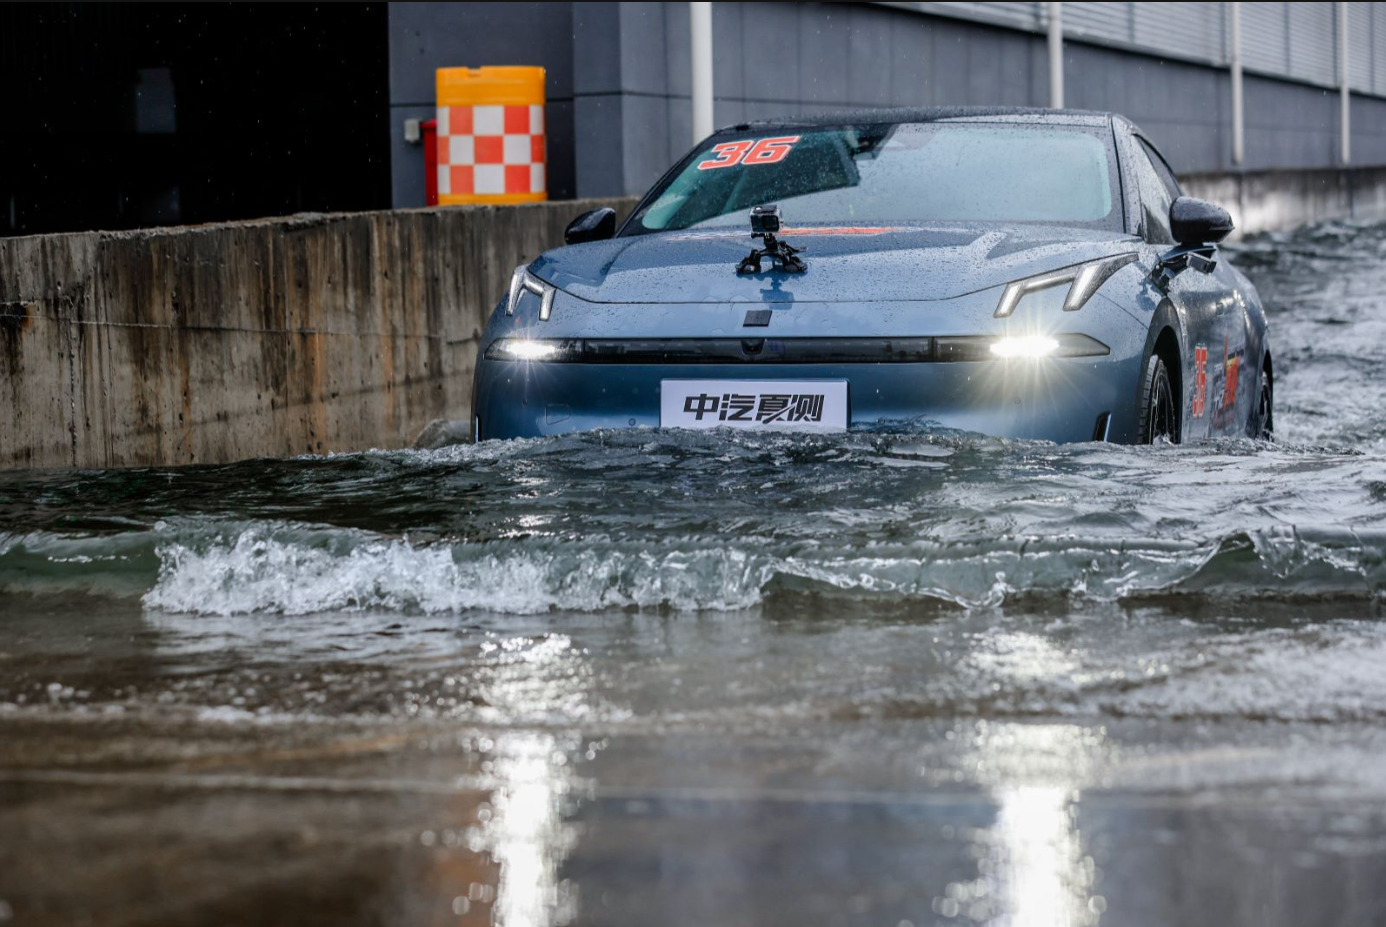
(1340, 0, 1351, 165)
(1047, 2, 1063, 109)
(1230, 1, 1244, 166)
(690, 1, 714, 144)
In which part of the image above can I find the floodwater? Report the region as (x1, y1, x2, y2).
(4, 220, 1386, 926)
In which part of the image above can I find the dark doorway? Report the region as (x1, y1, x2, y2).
(0, 3, 390, 236)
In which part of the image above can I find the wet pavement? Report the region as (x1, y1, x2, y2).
(5, 220, 1386, 926)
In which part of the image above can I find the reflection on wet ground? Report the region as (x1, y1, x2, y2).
(5, 220, 1386, 925)
(7, 596, 1386, 926)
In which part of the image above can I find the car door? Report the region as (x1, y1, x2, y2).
(1131, 137, 1244, 440)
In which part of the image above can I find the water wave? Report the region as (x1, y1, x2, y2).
(4, 514, 1385, 615)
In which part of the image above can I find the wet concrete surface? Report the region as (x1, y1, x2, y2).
(6, 595, 1386, 926)
(6, 220, 1386, 925)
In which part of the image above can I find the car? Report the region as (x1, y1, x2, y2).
(472, 106, 1272, 445)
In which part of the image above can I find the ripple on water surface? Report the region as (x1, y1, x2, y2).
(0, 430, 1382, 615)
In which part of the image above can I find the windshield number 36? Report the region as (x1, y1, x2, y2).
(697, 136, 801, 170)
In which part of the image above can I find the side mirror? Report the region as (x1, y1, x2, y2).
(1169, 196, 1233, 246)
(564, 207, 616, 245)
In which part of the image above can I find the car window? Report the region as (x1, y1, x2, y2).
(628, 122, 1123, 234)
(1137, 138, 1181, 200)
(1130, 141, 1174, 244)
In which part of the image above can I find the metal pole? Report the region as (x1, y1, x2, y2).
(690, 1, 714, 144)
(1230, 1, 1244, 166)
(1340, 0, 1351, 165)
(1047, 2, 1064, 109)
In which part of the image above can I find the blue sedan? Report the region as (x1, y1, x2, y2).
(473, 107, 1272, 445)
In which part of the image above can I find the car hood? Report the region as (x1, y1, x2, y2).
(529, 225, 1143, 304)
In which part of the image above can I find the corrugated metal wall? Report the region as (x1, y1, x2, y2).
(908, 2, 1043, 31)
(1348, 2, 1375, 92)
(892, 2, 1386, 96)
(1063, 2, 1227, 65)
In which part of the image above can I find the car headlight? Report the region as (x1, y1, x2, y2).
(936, 333, 1110, 361)
(993, 253, 1139, 318)
(506, 266, 556, 321)
(484, 338, 579, 362)
(989, 335, 1060, 358)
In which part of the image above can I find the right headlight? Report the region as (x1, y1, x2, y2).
(506, 266, 556, 321)
(993, 252, 1139, 318)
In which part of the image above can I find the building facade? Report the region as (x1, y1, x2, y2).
(5, 2, 1385, 236)
(389, 2, 1386, 204)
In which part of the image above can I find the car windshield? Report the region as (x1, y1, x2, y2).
(627, 121, 1122, 234)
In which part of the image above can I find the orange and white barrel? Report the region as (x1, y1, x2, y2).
(435, 66, 547, 205)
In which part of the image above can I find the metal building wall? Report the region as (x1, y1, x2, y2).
(1063, 2, 1228, 65)
(1353, 94, 1386, 165)
(387, 2, 580, 206)
(906, 1, 1386, 99)
(905, 1, 1377, 92)
(570, 1, 1049, 198)
(388, 1, 1384, 204)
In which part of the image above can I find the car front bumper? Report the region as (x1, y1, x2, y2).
(474, 350, 1144, 443)
(472, 285, 1152, 444)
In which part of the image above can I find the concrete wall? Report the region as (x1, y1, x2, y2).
(387, 1, 1385, 204)
(0, 198, 634, 470)
(1183, 166, 1386, 237)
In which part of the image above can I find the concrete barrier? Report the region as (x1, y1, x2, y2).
(1182, 167, 1386, 239)
(0, 199, 637, 469)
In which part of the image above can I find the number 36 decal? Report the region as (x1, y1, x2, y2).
(697, 136, 800, 170)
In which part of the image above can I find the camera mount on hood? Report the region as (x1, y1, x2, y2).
(736, 204, 806, 274)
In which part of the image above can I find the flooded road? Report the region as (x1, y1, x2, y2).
(5, 220, 1386, 926)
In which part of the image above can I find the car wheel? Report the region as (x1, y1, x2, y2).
(1252, 364, 1273, 439)
(1138, 353, 1179, 444)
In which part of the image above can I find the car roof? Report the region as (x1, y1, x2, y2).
(724, 106, 1115, 132)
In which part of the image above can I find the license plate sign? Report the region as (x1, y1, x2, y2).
(660, 380, 848, 432)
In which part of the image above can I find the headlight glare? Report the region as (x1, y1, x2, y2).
(994, 253, 1139, 318)
(484, 338, 577, 362)
(990, 335, 1061, 359)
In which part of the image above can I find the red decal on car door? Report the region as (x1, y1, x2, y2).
(1222, 336, 1239, 409)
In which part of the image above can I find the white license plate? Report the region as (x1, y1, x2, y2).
(660, 380, 848, 432)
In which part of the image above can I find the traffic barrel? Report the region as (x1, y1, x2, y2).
(436, 66, 546, 205)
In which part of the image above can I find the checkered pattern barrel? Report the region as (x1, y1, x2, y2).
(435, 66, 546, 206)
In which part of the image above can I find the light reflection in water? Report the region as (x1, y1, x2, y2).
(935, 781, 1101, 926)
(486, 730, 577, 927)
(986, 785, 1099, 927)
(937, 632, 1106, 925)
(471, 633, 589, 927)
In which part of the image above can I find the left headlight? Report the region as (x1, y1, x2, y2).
(993, 253, 1139, 318)
(506, 266, 557, 321)
(484, 338, 579, 362)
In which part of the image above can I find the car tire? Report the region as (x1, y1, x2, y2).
(1138, 353, 1179, 444)
(1251, 363, 1274, 440)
